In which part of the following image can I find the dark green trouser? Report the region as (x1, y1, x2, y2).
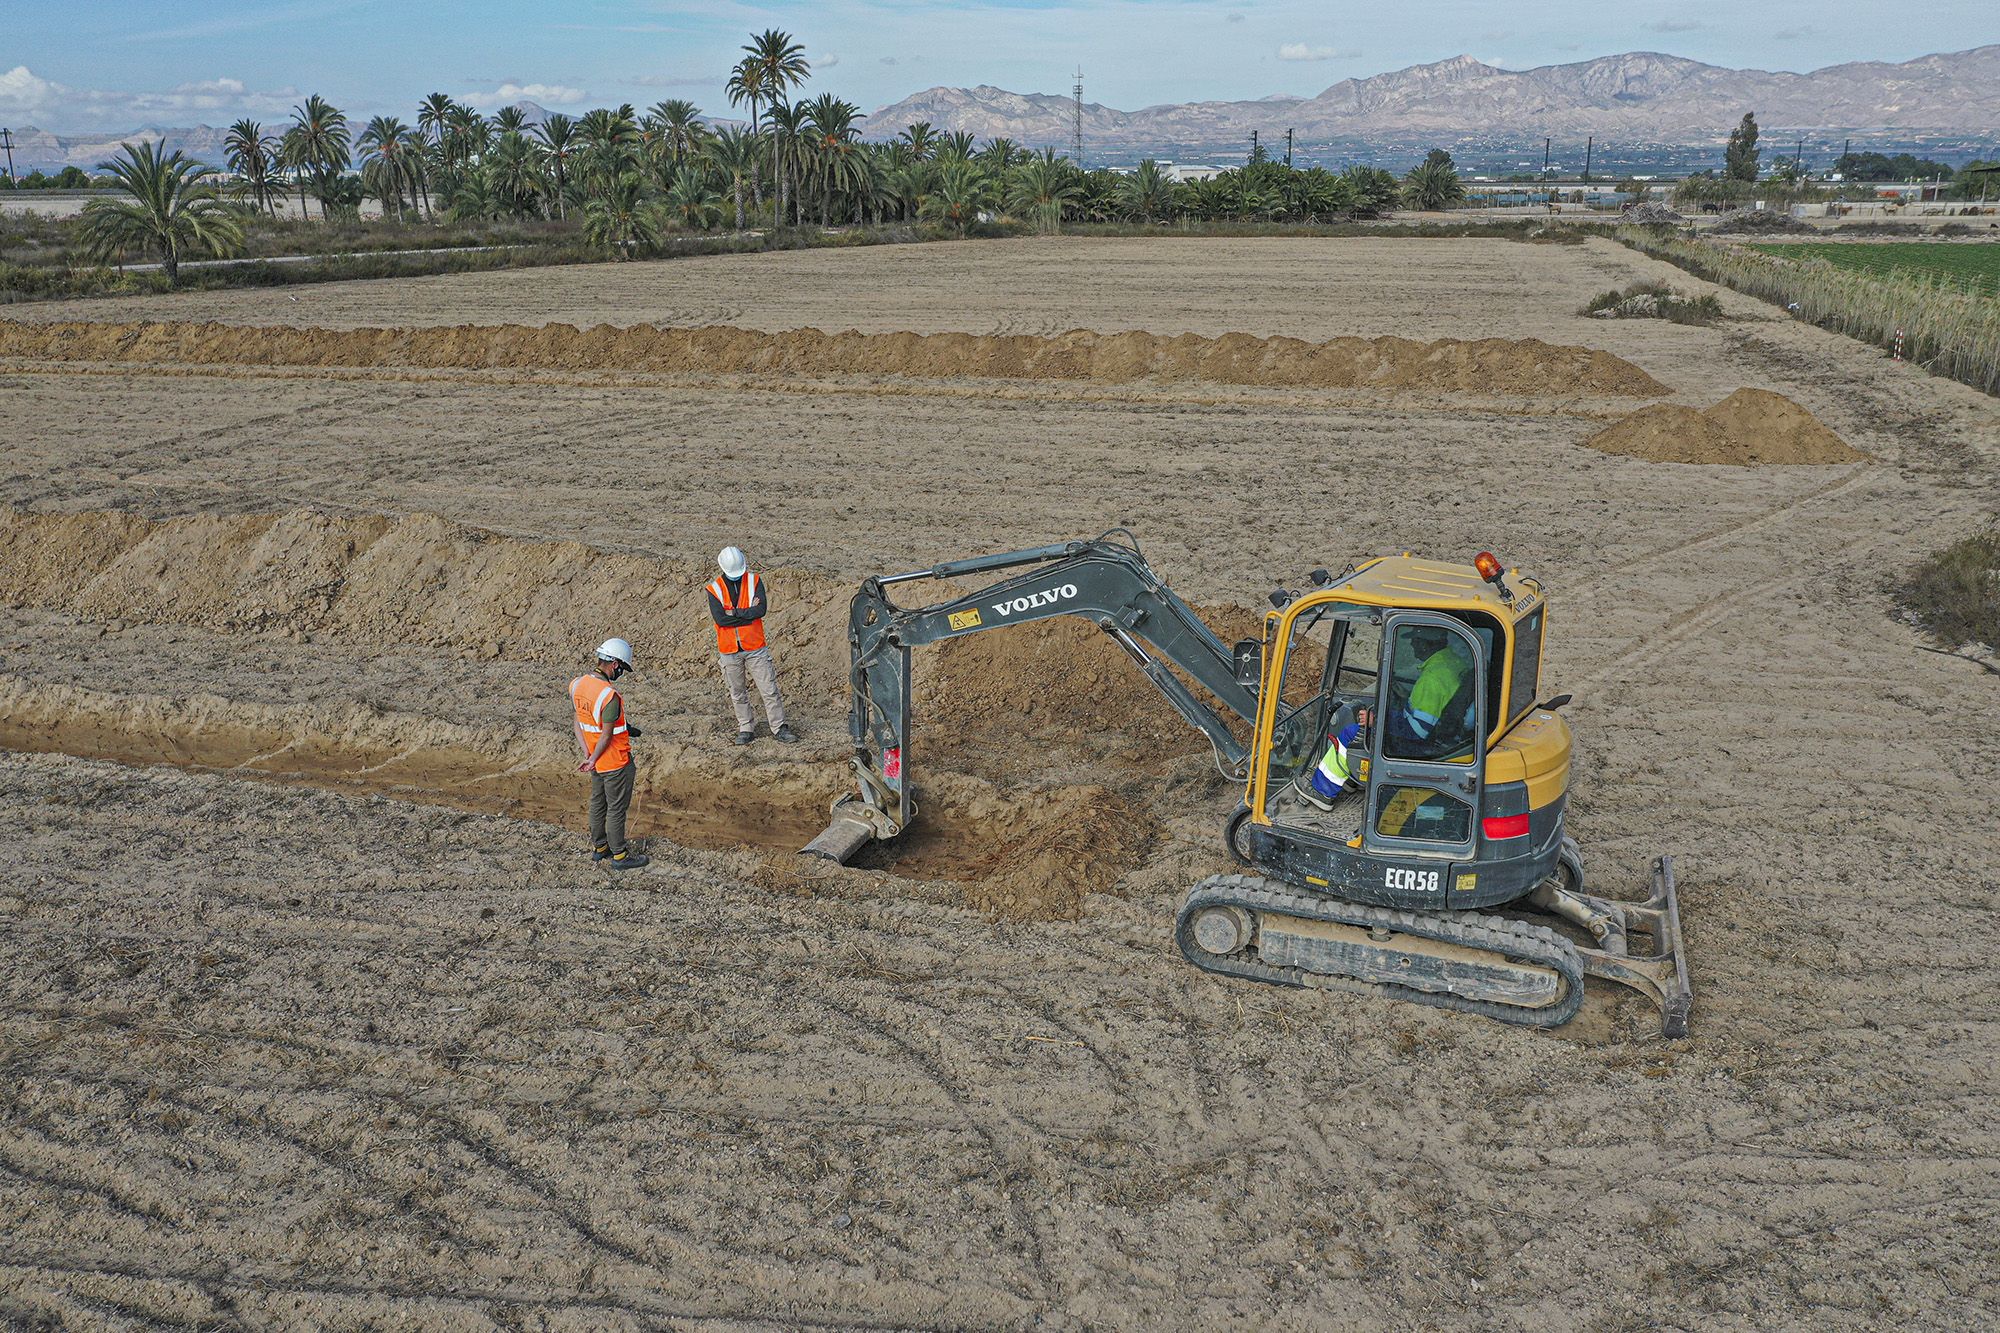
(589, 760, 636, 855)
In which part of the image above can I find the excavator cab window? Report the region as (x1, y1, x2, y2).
(1265, 605, 1340, 788)
(1265, 604, 1381, 797)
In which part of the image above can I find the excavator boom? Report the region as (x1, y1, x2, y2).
(803, 532, 1260, 862)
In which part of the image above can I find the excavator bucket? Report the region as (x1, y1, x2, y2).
(802, 579, 915, 863)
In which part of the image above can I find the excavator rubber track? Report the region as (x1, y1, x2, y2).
(1177, 873, 1587, 1028)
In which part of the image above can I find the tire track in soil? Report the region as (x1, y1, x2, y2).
(0, 1252, 945, 1332)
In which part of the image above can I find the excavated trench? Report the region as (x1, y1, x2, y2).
(0, 505, 1176, 919)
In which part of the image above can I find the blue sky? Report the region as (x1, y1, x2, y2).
(2, 0, 1992, 130)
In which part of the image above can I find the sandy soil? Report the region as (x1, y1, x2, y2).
(2, 235, 1998, 1329)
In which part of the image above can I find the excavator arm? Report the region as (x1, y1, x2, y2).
(803, 532, 1262, 862)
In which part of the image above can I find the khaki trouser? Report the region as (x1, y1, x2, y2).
(589, 759, 636, 854)
(719, 646, 787, 732)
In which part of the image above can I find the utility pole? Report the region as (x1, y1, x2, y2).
(1285, 127, 1294, 168)
(1542, 136, 1550, 183)
(0, 128, 14, 182)
(1582, 136, 1592, 187)
(1250, 128, 1259, 164)
(1795, 136, 1805, 177)
(1071, 68, 1084, 167)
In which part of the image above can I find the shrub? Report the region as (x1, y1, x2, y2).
(1899, 526, 2000, 652)
(1580, 281, 1725, 325)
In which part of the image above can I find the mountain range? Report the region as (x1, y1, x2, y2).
(860, 46, 2000, 148)
(7, 47, 1997, 175)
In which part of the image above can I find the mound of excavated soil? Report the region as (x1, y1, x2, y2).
(0, 319, 1672, 397)
(922, 612, 1263, 763)
(1583, 388, 1865, 465)
(0, 506, 854, 684)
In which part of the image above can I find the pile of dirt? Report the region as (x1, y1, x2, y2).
(0, 319, 1672, 397)
(1624, 202, 1688, 224)
(0, 506, 852, 684)
(922, 608, 1263, 762)
(1583, 388, 1866, 465)
(1710, 208, 1815, 235)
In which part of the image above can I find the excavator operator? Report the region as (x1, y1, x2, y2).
(1384, 625, 1475, 758)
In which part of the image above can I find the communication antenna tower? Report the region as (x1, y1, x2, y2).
(1071, 68, 1084, 166)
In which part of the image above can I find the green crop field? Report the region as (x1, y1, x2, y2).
(1749, 241, 2000, 298)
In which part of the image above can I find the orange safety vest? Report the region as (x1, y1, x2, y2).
(570, 673, 632, 772)
(709, 571, 767, 654)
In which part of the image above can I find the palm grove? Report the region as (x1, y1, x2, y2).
(79, 29, 1472, 282)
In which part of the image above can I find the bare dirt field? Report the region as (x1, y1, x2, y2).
(2, 235, 1997, 1329)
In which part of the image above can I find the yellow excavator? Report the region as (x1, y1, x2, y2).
(803, 531, 1690, 1036)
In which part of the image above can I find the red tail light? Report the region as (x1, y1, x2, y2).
(1483, 812, 1530, 840)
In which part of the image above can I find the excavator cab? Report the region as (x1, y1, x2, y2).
(803, 534, 1690, 1036)
(1235, 557, 1564, 914)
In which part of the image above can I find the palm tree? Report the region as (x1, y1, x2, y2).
(898, 122, 937, 162)
(445, 104, 491, 166)
(487, 131, 543, 216)
(533, 113, 578, 218)
(725, 58, 767, 134)
(1119, 159, 1174, 223)
(281, 94, 350, 221)
(978, 137, 1022, 175)
(494, 105, 529, 134)
(583, 171, 657, 255)
(223, 119, 279, 214)
(577, 106, 639, 197)
(80, 141, 244, 286)
(937, 131, 977, 163)
(418, 93, 456, 146)
(663, 167, 724, 230)
(1006, 157, 1081, 234)
(766, 100, 809, 226)
(921, 159, 995, 235)
(357, 115, 417, 219)
(706, 127, 761, 229)
(650, 99, 705, 169)
(744, 29, 811, 113)
(802, 93, 862, 225)
(1402, 148, 1466, 211)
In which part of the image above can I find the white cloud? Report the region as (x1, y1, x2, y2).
(816, 53, 841, 69)
(879, 56, 898, 66)
(462, 81, 587, 109)
(1774, 25, 1816, 40)
(1226, 13, 1245, 22)
(1277, 44, 1342, 62)
(1644, 19, 1703, 33)
(0, 64, 300, 129)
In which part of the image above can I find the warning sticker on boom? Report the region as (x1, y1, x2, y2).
(948, 609, 983, 631)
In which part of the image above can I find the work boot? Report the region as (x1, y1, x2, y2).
(775, 724, 799, 744)
(733, 729, 755, 746)
(606, 850, 650, 871)
(591, 845, 611, 862)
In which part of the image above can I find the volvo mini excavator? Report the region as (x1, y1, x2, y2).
(802, 531, 1691, 1036)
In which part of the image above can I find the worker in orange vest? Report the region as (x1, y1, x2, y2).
(709, 546, 797, 746)
(570, 637, 648, 870)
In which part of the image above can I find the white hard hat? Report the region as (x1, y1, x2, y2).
(717, 546, 747, 579)
(595, 637, 635, 669)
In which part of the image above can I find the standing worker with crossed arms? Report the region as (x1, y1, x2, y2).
(571, 637, 649, 870)
(709, 546, 798, 747)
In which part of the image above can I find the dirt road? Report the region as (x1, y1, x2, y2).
(2, 235, 1996, 1328)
